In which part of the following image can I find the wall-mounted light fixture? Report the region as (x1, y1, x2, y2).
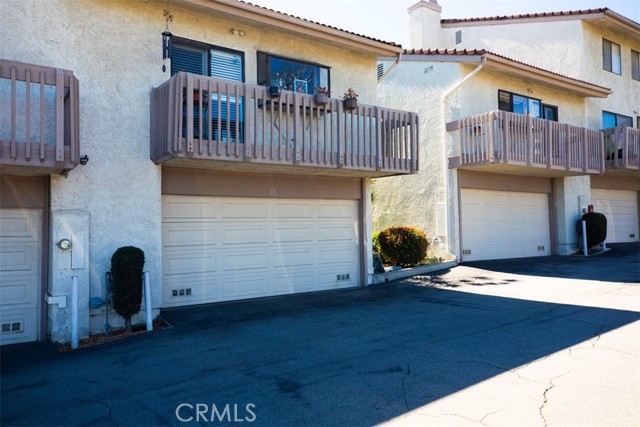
(230, 28, 245, 37)
(162, 30, 173, 73)
(80, 155, 89, 165)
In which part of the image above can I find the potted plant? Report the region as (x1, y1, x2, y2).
(342, 88, 358, 111)
(313, 87, 329, 105)
(269, 85, 281, 98)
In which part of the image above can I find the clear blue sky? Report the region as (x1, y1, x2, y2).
(251, 0, 640, 47)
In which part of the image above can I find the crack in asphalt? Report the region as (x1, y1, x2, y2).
(538, 371, 572, 427)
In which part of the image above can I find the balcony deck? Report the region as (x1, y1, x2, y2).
(0, 59, 80, 175)
(151, 72, 419, 178)
(447, 111, 604, 177)
(603, 126, 639, 178)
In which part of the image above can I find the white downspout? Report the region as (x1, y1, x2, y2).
(378, 51, 403, 83)
(441, 56, 487, 261)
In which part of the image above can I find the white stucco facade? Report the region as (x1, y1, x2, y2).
(0, 0, 399, 343)
(374, 2, 639, 261)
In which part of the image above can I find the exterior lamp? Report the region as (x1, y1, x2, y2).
(162, 30, 173, 72)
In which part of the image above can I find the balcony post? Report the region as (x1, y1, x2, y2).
(374, 107, 382, 170)
(582, 127, 588, 173)
(293, 92, 301, 165)
(185, 73, 194, 156)
(622, 127, 629, 168)
(336, 99, 344, 168)
(564, 124, 571, 171)
(55, 68, 64, 165)
(526, 113, 533, 166)
(10, 67, 17, 160)
(546, 121, 552, 168)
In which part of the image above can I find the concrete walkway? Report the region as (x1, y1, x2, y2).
(1, 246, 638, 426)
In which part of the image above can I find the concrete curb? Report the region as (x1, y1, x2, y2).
(370, 260, 458, 284)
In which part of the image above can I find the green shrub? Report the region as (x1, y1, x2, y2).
(372, 231, 390, 265)
(377, 226, 429, 267)
(111, 246, 145, 332)
(582, 212, 607, 248)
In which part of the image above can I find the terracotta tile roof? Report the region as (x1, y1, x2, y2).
(441, 7, 639, 26)
(403, 48, 611, 92)
(235, 0, 402, 47)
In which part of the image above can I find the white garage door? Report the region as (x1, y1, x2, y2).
(592, 189, 639, 243)
(0, 209, 41, 345)
(461, 189, 550, 261)
(162, 195, 360, 307)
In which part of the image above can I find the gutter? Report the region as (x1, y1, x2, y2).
(378, 51, 403, 82)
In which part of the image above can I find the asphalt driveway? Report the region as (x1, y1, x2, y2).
(1, 246, 639, 426)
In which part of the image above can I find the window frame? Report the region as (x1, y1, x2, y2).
(602, 38, 622, 75)
(498, 89, 543, 118)
(602, 110, 633, 129)
(632, 50, 640, 81)
(170, 36, 246, 82)
(257, 51, 330, 95)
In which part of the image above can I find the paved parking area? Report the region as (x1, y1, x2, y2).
(1, 246, 638, 426)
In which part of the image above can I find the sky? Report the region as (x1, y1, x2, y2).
(249, 0, 640, 47)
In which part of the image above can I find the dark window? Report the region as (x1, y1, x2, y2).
(632, 50, 640, 81)
(602, 111, 633, 129)
(498, 90, 542, 118)
(257, 52, 330, 95)
(542, 104, 558, 122)
(603, 39, 621, 75)
(170, 37, 245, 143)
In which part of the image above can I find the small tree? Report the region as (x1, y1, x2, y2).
(111, 246, 145, 332)
(582, 212, 607, 249)
(377, 226, 429, 267)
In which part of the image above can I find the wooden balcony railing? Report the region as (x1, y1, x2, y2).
(447, 110, 604, 175)
(151, 72, 418, 176)
(0, 59, 80, 175)
(603, 126, 639, 175)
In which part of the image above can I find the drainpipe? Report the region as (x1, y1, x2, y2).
(71, 276, 79, 349)
(441, 56, 487, 261)
(378, 51, 403, 83)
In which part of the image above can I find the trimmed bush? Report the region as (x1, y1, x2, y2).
(372, 231, 390, 265)
(377, 226, 429, 267)
(111, 246, 145, 332)
(581, 212, 607, 249)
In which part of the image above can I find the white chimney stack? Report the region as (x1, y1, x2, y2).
(408, 0, 443, 49)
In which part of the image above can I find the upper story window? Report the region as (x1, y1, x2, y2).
(257, 52, 330, 95)
(602, 39, 621, 75)
(602, 111, 633, 129)
(171, 37, 244, 82)
(498, 90, 558, 121)
(632, 50, 640, 81)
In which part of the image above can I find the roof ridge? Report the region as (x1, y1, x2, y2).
(441, 7, 639, 26)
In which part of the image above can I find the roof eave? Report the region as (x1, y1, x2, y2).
(174, 0, 403, 56)
(602, 11, 640, 34)
(485, 53, 611, 98)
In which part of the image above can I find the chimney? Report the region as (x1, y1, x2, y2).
(408, 0, 443, 49)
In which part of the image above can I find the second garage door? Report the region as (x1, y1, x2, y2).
(162, 195, 360, 307)
(461, 189, 550, 261)
(592, 189, 639, 243)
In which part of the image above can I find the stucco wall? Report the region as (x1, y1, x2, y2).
(1, 0, 381, 341)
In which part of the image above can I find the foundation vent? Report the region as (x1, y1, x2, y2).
(172, 288, 192, 297)
(1, 321, 23, 334)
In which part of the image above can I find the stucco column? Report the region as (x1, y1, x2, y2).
(553, 176, 592, 255)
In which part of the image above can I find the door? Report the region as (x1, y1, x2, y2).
(162, 195, 360, 307)
(592, 189, 639, 243)
(461, 189, 550, 261)
(0, 209, 41, 345)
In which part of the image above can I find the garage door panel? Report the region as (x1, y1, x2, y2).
(222, 225, 268, 245)
(222, 250, 269, 271)
(0, 243, 38, 272)
(222, 274, 269, 299)
(162, 196, 359, 307)
(461, 189, 550, 261)
(163, 223, 217, 247)
(0, 275, 38, 307)
(1, 209, 41, 345)
(273, 202, 313, 218)
(592, 189, 639, 243)
(273, 248, 314, 268)
(273, 225, 313, 243)
(273, 271, 315, 293)
(317, 224, 356, 241)
(164, 249, 217, 275)
(222, 201, 268, 218)
(163, 197, 217, 221)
